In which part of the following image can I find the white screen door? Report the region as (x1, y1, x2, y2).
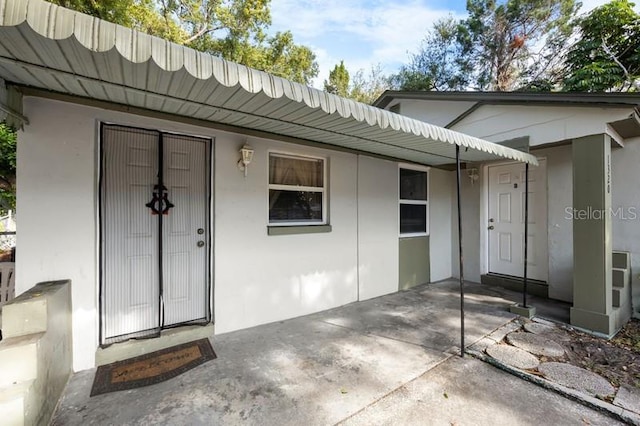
(101, 124, 210, 344)
(487, 160, 548, 281)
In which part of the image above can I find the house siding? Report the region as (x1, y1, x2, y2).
(429, 168, 453, 282)
(356, 155, 400, 301)
(536, 145, 573, 302)
(612, 136, 640, 316)
(17, 96, 415, 371)
(452, 105, 632, 147)
(451, 166, 482, 282)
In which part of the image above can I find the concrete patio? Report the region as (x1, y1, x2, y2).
(51, 281, 619, 425)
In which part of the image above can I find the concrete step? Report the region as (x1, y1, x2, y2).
(480, 274, 548, 298)
(613, 281, 632, 308)
(614, 304, 633, 333)
(0, 379, 36, 426)
(0, 333, 43, 387)
(1, 296, 48, 339)
(613, 251, 630, 270)
(613, 267, 629, 289)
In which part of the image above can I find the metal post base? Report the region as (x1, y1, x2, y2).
(510, 304, 536, 319)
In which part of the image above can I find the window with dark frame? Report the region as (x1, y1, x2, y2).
(268, 153, 326, 225)
(399, 167, 428, 235)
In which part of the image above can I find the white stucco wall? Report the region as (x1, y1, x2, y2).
(213, 134, 360, 334)
(535, 146, 573, 302)
(17, 96, 406, 371)
(356, 156, 399, 300)
(17, 98, 100, 372)
(448, 146, 574, 301)
(453, 105, 632, 147)
(451, 167, 482, 282)
(395, 100, 477, 128)
(395, 98, 640, 307)
(429, 168, 453, 281)
(612, 137, 640, 315)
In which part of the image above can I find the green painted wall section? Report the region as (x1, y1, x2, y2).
(570, 134, 615, 336)
(399, 236, 430, 290)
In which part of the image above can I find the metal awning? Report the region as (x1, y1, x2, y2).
(0, 0, 537, 166)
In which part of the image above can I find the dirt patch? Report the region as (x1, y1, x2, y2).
(537, 319, 640, 390)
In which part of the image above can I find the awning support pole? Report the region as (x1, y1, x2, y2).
(523, 162, 529, 308)
(456, 144, 465, 357)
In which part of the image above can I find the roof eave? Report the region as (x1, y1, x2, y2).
(374, 90, 640, 109)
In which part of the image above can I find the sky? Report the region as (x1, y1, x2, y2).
(268, 0, 638, 89)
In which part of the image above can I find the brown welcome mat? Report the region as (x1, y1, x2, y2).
(90, 338, 216, 396)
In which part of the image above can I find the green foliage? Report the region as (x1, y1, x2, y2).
(562, 0, 640, 92)
(392, 0, 579, 91)
(348, 64, 390, 104)
(157, 0, 318, 85)
(324, 61, 350, 97)
(260, 32, 318, 85)
(459, 0, 579, 91)
(47, 0, 318, 85)
(390, 17, 468, 91)
(324, 62, 390, 105)
(0, 122, 16, 213)
(49, 0, 136, 25)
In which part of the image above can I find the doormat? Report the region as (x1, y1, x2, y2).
(90, 338, 216, 396)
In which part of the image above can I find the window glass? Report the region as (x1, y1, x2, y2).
(400, 204, 427, 234)
(268, 154, 325, 225)
(400, 169, 427, 201)
(269, 190, 323, 223)
(269, 155, 323, 187)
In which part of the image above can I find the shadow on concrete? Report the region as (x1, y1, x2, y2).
(51, 280, 613, 426)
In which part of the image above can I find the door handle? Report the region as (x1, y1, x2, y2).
(488, 225, 495, 230)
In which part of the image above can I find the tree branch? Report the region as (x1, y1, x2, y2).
(184, 26, 212, 43)
(601, 37, 633, 91)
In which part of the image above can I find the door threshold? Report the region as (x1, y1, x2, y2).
(96, 322, 214, 367)
(481, 273, 549, 298)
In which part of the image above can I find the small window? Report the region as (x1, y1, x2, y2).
(269, 153, 326, 225)
(399, 167, 428, 236)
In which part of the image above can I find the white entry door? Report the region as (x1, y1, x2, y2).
(487, 160, 548, 281)
(101, 124, 210, 344)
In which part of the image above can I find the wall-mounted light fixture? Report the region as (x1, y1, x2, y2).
(238, 144, 254, 177)
(467, 167, 479, 185)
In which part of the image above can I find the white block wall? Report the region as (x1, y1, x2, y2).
(612, 136, 640, 315)
(356, 155, 399, 300)
(429, 168, 453, 282)
(17, 97, 405, 371)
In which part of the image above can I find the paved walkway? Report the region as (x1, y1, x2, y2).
(52, 281, 620, 425)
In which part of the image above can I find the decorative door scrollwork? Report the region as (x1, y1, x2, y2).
(146, 184, 174, 215)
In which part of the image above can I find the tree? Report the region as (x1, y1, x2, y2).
(0, 122, 16, 213)
(258, 32, 318, 85)
(390, 17, 468, 91)
(324, 62, 391, 104)
(391, 0, 579, 91)
(563, 0, 640, 92)
(324, 61, 350, 97)
(156, 0, 318, 85)
(459, 0, 578, 91)
(50, 0, 136, 25)
(47, 0, 318, 85)
(349, 64, 390, 104)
